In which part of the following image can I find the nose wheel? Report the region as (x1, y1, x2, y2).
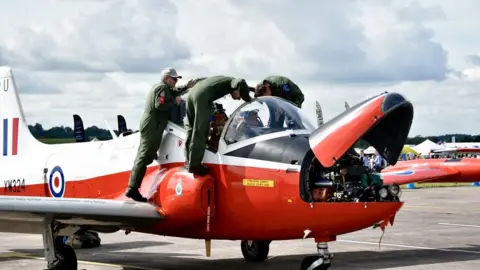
(240, 240, 271, 262)
(300, 242, 333, 270)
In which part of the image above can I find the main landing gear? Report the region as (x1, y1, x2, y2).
(240, 240, 332, 269)
(300, 242, 333, 270)
(240, 240, 271, 262)
(42, 217, 78, 270)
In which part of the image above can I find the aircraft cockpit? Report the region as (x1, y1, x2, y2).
(223, 97, 316, 145)
(205, 96, 317, 152)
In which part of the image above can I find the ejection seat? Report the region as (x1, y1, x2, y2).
(224, 109, 265, 144)
(235, 110, 264, 140)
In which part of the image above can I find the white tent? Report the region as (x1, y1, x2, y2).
(363, 146, 376, 155)
(353, 148, 363, 154)
(413, 139, 442, 155)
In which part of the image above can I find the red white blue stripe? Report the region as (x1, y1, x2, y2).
(3, 118, 19, 156)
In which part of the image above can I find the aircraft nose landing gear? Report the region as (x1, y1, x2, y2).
(300, 242, 333, 270)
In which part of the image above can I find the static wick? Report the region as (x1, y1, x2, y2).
(303, 229, 311, 239)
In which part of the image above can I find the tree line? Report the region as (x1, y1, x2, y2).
(29, 123, 117, 141)
(28, 123, 480, 146)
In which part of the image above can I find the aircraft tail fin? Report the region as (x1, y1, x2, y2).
(117, 115, 128, 134)
(73, 114, 87, 142)
(0, 66, 42, 157)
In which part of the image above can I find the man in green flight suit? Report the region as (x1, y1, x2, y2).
(254, 75, 304, 108)
(184, 76, 252, 175)
(125, 67, 196, 202)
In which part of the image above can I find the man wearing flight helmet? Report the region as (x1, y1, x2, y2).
(254, 75, 304, 108)
(254, 76, 304, 129)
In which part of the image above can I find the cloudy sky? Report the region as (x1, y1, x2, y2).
(1, 0, 479, 137)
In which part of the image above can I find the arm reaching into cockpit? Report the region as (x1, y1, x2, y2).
(172, 77, 208, 97)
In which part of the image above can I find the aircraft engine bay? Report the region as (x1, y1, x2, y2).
(300, 149, 401, 203)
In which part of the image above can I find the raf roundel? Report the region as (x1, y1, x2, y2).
(175, 181, 183, 196)
(49, 166, 65, 198)
(392, 170, 415, 176)
(382, 170, 415, 177)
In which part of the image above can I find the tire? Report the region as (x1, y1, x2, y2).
(67, 231, 102, 249)
(240, 240, 270, 262)
(47, 243, 78, 270)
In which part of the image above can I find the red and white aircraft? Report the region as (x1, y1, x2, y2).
(0, 66, 414, 270)
(382, 147, 480, 185)
(431, 147, 480, 156)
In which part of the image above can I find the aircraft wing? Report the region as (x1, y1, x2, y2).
(0, 196, 163, 228)
(381, 166, 459, 185)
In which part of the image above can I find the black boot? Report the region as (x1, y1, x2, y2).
(188, 165, 210, 176)
(125, 187, 148, 202)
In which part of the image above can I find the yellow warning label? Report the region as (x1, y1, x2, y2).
(242, 179, 275, 188)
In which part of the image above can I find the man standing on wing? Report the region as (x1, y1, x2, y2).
(126, 67, 196, 202)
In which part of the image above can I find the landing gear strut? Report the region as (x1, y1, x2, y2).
(300, 242, 333, 270)
(42, 217, 78, 270)
(240, 240, 271, 262)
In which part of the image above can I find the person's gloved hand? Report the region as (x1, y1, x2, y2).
(186, 79, 196, 88)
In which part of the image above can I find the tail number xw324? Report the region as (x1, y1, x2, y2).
(4, 179, 26, 193)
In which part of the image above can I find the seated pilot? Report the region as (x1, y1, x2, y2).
(255, 95, 299, 130)
(224, 110, 264, 143)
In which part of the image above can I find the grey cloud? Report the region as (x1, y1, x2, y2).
(14, 71, 62, 94)
(371, 30, 450, 82)
(397, 0, 447, 22)
(0, 0, 190, 74)
(466, 54, 480, 66)
(0, 50, 7, 66)
(2, 0, 451, 85)
(229, 0, 450, 84)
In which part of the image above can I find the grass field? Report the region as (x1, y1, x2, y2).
(37, 137, 102, 144)
(38, 138, 77, 144)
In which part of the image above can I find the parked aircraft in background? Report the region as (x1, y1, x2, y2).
(117, 114, 136, 137)
(382, 149, 480, 185)
(315, 100, 350, 127)
(316, 101, 323, 126)
(431, 147, 480, 156)
(73, 114, 87, 142)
